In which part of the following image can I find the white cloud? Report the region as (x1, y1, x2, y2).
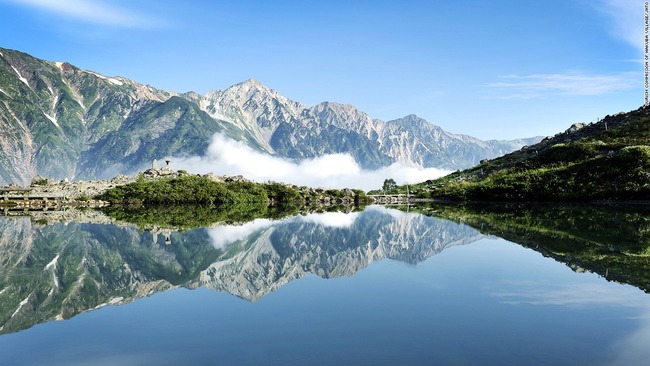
(207, 211, 364, 249)
(490, 280, 649, 307)
(491, 277, 650, 365)
(485, 71, 639, 99)
(299, 211, 361, 228)
(364, 205, 421, 220)
(207, 218, 275, 249)
(608, 310, 650, 366)
(2, 0, 160, 28)
(595, 0, 644, 53)
(174, 133, 450, 192)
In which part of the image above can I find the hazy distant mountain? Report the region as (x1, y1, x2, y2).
(0, 47, 540, 185)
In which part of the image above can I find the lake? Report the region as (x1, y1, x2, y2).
(0, 204, 649, 365)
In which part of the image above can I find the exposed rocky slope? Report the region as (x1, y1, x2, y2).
(0, 47, 539, 185)
(0, 47, 179, 183)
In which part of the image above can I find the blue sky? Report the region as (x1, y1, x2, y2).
(0, 0, 643, 140)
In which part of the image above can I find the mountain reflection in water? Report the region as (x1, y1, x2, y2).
(0, 206, 483, 335)
(2, 204, 650, 365)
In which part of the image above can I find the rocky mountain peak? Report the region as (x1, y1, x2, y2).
(0, 47, 543, 184)
(239, 78, 263, 87)
(312, 101, 359, 114)
(213, 78, 285, 105)
(228, 78, 267, 96)
(396, 114, 424, 122)
(310, 101, 375, 130)
(53, 61, 75, 74)
(388, 114, 432, 129)
(201, 78, 304, 119)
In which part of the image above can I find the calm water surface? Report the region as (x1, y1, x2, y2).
(0, 205, 648, 365)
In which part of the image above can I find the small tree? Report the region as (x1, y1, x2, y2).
(382, 178, 397, 193)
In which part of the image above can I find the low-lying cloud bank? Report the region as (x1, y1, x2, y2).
(174, 134, 450, 191)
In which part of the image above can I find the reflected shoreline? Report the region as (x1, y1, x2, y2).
(409, 202, 650, 293)
(0, 202, 364, 230)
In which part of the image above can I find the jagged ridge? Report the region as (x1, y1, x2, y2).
(0, 47, 539, 184)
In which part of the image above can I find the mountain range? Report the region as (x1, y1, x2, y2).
(0, 47, 540, 185)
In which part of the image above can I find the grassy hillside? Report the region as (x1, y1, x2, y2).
(409, 106, 650, 201)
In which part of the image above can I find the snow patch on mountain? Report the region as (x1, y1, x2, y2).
(10, 65, 30, 88)
(44, 254, 60, 271)
(86, 70, 124, 86)
(44, 112, 60, 128)
(11, 295, 31, 318)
